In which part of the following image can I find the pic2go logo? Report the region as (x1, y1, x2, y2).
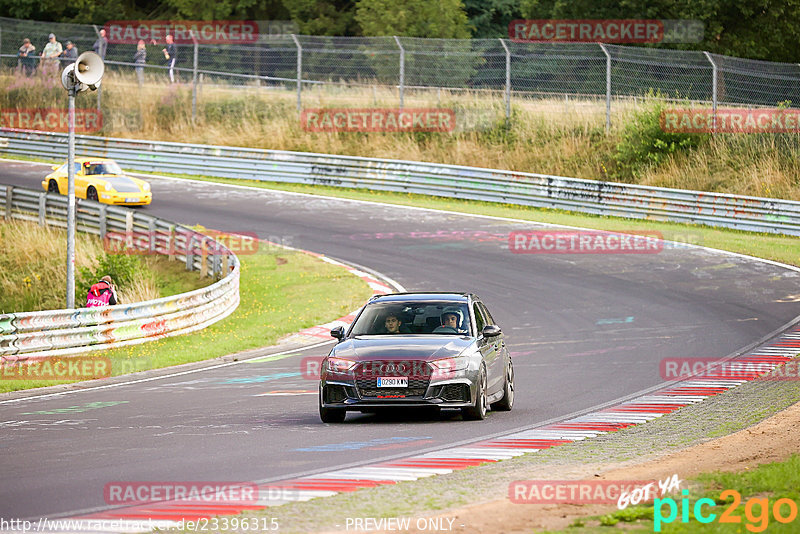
(654, 490, 799, 532)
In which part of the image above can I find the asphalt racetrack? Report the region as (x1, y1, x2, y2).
(1, 159, 798, 520)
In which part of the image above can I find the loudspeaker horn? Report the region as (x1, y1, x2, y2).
(74, 51, 105, 89)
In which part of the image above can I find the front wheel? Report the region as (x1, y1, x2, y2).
(462, 365, 488, 420)
(87, 186, 99, 202)
(48, 180, 60, 194)
(319, 392, 346, 423)
(491, 360, 514, 411)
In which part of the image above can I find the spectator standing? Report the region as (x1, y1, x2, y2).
(17, 38, 36, 76)
(134, 40, 146, 86)
(93, 28, 108, 59)
(61, 41, 78, 65)
(162, 34, 177, 83)
(40, 33, 62, 76)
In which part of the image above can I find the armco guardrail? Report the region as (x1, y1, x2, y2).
(0, 185, 240, 363)
(2, 129, 799, 236)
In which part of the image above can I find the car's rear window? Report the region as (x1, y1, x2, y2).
(350, 301, 471, 336)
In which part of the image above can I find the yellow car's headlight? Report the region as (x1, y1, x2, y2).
(142, 182, 151, 192)
(104, 182, 113, 191)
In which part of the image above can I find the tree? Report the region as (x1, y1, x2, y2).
(282, 0, 360, 36)
(464, 0, 524, 39)
(519, 0, 800, 62)
(355, 0, 471, 38)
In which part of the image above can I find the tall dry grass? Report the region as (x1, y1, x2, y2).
(1, 69, 798, 200)
(0, 218, 160, 313)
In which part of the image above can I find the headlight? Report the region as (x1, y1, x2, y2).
(431, 357, 469, 375)
(142, 182, 150, 192)
(104, 182, 113, 191)
(325, 357, 357, 373)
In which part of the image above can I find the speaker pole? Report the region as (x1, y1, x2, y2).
(66, 85, 77, 309)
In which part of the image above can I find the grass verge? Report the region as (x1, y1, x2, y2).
(0, 246, 372, 393)
(562, 455, 800, 532)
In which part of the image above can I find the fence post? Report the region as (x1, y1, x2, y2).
(394, 36, 405, 109)
(192, 31, 199, 124)
(499, 38, 511, 120)
(5, 185, 12, 220)
(598, 43, 611, 132)
(92, 25, 102, 112)
(703, 51, 718, 133)
(291, 34, 302, 112)
(38, 192, 46, 226)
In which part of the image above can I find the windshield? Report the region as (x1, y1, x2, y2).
(350, 301, 471, 336)
(83, 162, 122, 175)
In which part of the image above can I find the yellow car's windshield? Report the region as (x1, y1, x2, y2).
(83, 162, 123, 175)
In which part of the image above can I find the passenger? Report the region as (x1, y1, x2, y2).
(433, 306, 467, 334)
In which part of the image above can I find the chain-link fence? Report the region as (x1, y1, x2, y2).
(2, 16, 800, 129)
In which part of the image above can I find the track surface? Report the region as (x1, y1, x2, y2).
(1, 159, 798, 520)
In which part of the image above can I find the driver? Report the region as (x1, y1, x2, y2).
(433, 306, 467, 334)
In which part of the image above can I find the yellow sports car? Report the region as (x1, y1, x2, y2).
(42, 157, 152, 206)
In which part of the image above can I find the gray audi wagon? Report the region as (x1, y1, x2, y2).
(319, 292, 514, 423)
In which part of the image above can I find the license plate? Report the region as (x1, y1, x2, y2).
(377, 377, 408, 388)
(125, 197, 139, 202)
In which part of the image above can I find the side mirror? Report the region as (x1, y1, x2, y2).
(482, 325, 502, 337)
(330, 326, 345, 340)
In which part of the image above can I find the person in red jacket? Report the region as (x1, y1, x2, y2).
(86, 275, 119, 307)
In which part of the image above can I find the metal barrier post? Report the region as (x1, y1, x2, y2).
(291, 34, 302, 112)
(4, 185, 11, 219)
(168, 224, 176, 257)
(599, 43, 611, 132)
(148, 218, 157, 253)
(38, 191, 46, 226)
(703, 52, 718, 133)
(186, 234, 195, 271)
(99, 204, 107, 238)
(394, 36, 405, 109)
(499, 38, 511, 120)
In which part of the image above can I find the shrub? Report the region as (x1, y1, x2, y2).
(614, 99, 708, 180)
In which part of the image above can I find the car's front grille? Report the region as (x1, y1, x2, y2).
(441, 383, 470, 402)
(355, 377, 431, 390)
(354, 360, 431, 398)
